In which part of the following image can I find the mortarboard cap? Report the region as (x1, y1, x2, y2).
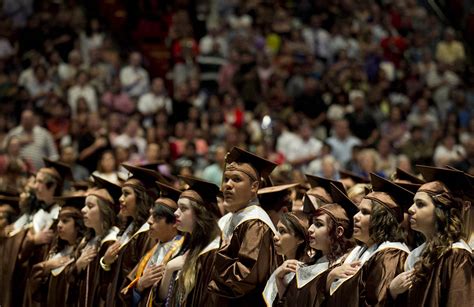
(92, 175, 122, 204)
(329, 183, 359, 221)
(339, 169, 370, 184)
(258, 183, 299, 212)
(122, 164, 163, 199)
(42, 158, 73, 181)
(394, 168, 425, 184)
(155, 182, 182, 210)
(54, 195, 86, 212)
(370, 173, 414, 216)
(225, 147, 277, 182)
(179, 175, 221, 217)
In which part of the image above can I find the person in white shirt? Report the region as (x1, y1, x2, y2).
(285, 122, 323, 172)
(120, 52, 150, 98)
(137, 77, 172, 116)
(327, 119, 361, 167)
(113, 118, 147, 156)
(67, 70, 98, 116)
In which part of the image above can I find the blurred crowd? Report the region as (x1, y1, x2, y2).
(0, 0, 473, 194)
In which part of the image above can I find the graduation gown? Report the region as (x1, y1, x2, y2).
(267, 257, 330, 307)
(106, 223, 156, 307)
(209, 204, 279, 307)
(168, 236, 222, 307)
(67, 227, 119, 307)
(119, 235, 184, 307)
(391, 240, 473, 307)
(325, 242, 409, 307)
(26, 246, 76, 307)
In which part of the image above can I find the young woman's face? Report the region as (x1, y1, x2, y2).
(353, 198, 372, 245)
(147, 212, 176, 242)
(308, 214, 331, 254)
(408, 192, 436, 238)
(175, 198, 196, 233)
(57, 215, 78, 244)
(119, 186, 137, 218)
(82, 195, 102, 231)
(273, 221, 302, 258)
(222, 170, 257, 213)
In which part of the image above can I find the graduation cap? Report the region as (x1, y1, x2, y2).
(370, 173, 414, 217)
(394, 168, 425, 184)
(71, 179, 93, 191)
(306, 174, 346, 195)
(329, 183, 359, 221)
(302, 193, 318, 214)
(416, 165, 474, 203)
(258, 183, 299, 212)
(122, 164, 163, 199)
(339, 169, 370, 184)
(54, 195, 86, 212)
(179, 175, 221, 217)
(92, 175, 122, 204)
(225, 147, 277, 182)
(42, 158, 73, 181)
(139, 161, 166, 171)
(155, 181, 182, 210)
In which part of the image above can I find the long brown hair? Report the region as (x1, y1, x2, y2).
(177, 199, 220, 298)
(414, 181, 464, 282)
(279, 212, 309, 261)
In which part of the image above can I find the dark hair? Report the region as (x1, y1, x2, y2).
(314, 204, 355, 264)
(368, 201, 406, 244)
(414, 182, 464, 282)
(121, 182, 155, 234)
(151, 204, 176, 224)
(280, 212, 309, 261)
(51, 209, 86, 254)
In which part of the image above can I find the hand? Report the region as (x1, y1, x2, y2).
(389, 270, 414, 298)
(33, 229, 55, 245)
(103, 242, 121, 265)
(45, 255, 71, 271)
(136, 264, 165, 292)
(165, 252, 187, 272)
(93, 137, 107, 149)
(76, 247, 98, 271)
(328, 261, 361, 280)
(275, 260, 300, 280)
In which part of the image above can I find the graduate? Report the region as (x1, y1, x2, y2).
(258, 183, 300, 227)
(272, 183, 357, 307)
(326, 175, 412, 307)
(101, 164, 160, 307)
(27, 195, 86, 307)
(159, 175, 222, 306)
(389, 166, 473, 306)
(262, 210, 310, 306)
(1, 159, 70, 307)
(67, 177, 120, 307)
(208, 147, 279, 306)
(119, 182, 184, 307)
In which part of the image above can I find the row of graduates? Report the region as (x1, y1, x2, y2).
(0, 146, 473, 307)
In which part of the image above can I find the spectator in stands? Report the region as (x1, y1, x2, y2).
(435, 27, 465, 66)
(59, 145, 89, 181)
(3, 110, 58, 171)
(119, 51, 150, 98)
(67, 70, 98, 116)
(326, 119, 361, 167)
(345, 90, 379, 147)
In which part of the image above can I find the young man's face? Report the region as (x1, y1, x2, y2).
(222, 168, 258, 213)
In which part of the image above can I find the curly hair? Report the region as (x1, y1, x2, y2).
(177, 198, 220, 300)
(368, 201, 406, 244)
(314, 204, 355, 265)
(413, 181, 464, 283)
(50, 208, 86, 256)
(279, 212, 309, 261)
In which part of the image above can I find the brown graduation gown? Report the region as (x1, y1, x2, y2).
(106, 228, 156, 307)
(325, 246, 408, 307)
(391, 247, 473, 307)
(277, 270, 330, 307)
(0, 228, 29, 307)
(67, 235, 117, 307)
(209, 219, 279, 306)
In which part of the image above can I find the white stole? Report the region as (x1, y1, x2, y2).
(119, 222, 150, 249)
(50, 245, 75, 276)
(296, 256, 330, 288)
(262, 270, 295, 307)
(219, 204, 278, 241)
(330, 242, 409, 295)
(32, 204, 61, 233)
